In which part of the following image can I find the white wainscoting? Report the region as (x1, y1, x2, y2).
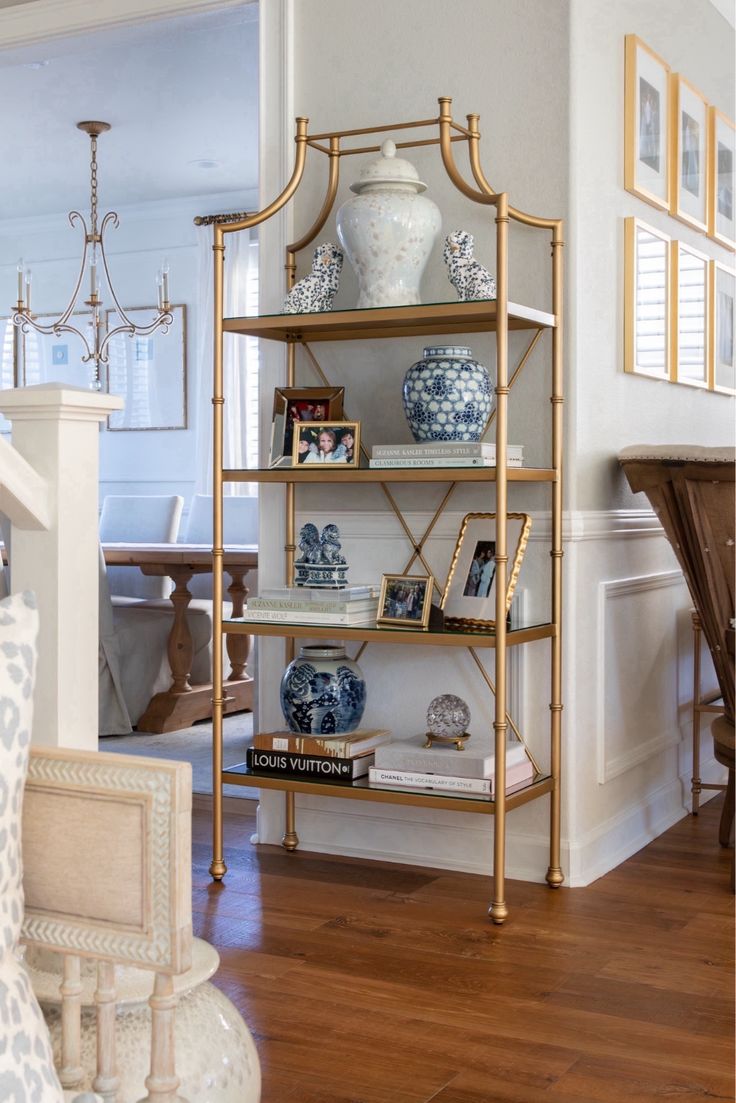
(596, 570, 688, 783)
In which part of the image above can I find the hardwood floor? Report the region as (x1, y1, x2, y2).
(191, 799, 735, 1103)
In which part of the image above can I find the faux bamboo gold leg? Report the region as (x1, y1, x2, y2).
(546, 223, 565, 889)
(490, 193, 509, 926)
(283, 792, 299, 851)
(210, 227, 227, 883)
(692, 612, 703, 815)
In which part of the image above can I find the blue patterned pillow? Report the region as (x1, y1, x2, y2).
(0, 591, 64, 1102)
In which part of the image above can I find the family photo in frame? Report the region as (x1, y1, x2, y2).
(441, 512, 532, 629)
(268, 385, 345, 467)
(377, 574, 433, 630)
(293, 421, 360, 466)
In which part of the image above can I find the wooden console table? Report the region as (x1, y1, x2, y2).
(102, 542, 257, 733)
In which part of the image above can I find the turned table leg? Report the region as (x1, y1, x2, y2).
(225, 567, 251, 681)
(166, 567, 195, 694)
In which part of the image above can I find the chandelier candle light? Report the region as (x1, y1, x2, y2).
(13, 121, 172, 391)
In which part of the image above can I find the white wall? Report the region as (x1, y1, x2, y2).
(254, 0, 732, 887)
(0, 187, 257, 518)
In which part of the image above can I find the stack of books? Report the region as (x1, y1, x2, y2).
(238, 585, 380, 626)
(369, 441, 523, 469)
(369, 735, 535, 797)
(246, 729, 391, 781)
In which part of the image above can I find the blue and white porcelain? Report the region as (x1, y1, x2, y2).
(280, 645, 366, 735)
(336, 139, 441, 308)
(402, 345, 494, 443)
(294, 521, 349, 588)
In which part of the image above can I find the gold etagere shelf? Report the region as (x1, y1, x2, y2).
(209, 97, 564, 924)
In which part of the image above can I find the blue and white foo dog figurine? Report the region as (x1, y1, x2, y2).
(294, 522, 349, 588)
(443, 230, 496, 302)
(282, 242, 343, 314)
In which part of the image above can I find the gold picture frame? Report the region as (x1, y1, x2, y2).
(669, 74, 709, 233)
(625, 35, 670, 212)
(671, 240, 709, 389)
(440, 512, 532, 630)
(377, 574, 433, 630)
(624, 217, 671, 380)
(708, 107, 736, 251)
(269, 385, 345, 467)
(710, 259, 736, 394)
(292, 420, 360, 467)
(105, 304, 187, 431)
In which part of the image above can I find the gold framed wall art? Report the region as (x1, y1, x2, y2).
(625, 35, 670, 212)
(105, 304, 187, 431)
(671, 241, 709, 388)
(708, 108, 736, 251)
(670, 74, 709, 233)
(624, 217, 671, 380)
(710, 260, 735, 393)
(440, 512, 532, 630)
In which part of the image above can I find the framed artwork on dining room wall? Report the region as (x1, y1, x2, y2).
(624, 217, 671, 381)
(710, 260, 735, 394)
(20, 310, 96, 390)
(104, 304, 187, 431)
(671, 240, 710, 389)
(708, 108, 736, 251)
(669, 74, 709, 233)
(624, 35, 671, 212)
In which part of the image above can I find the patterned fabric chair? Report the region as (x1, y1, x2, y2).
(619, 445, 735, 874)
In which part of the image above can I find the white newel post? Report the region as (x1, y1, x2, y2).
(0, 384, 121, 750)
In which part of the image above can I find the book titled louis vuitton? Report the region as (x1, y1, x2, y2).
(246, 746, 373, 780)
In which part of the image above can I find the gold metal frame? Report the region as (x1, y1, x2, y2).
(707, 107, 736, 252)
(671, 239, 710, 389)
(624, 35, 670, 212)
(669, 73, 709, 234)
(209, 98, 565, 923)
(376, 573, 433, 630)
(440, 512, 532, 629)
(623, 217, 671, 380)
(291, 420, 360, 467)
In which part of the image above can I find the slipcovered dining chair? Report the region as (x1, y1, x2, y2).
(619, 445, 735, 880)
(183, 493, 259, 600)
(99, 493, 183, 599)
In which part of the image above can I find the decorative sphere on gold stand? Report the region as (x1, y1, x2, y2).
(424, 693, 471, 751)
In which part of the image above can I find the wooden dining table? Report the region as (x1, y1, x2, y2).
(102, 542, 258, 734)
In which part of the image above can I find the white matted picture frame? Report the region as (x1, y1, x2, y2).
(672, 240, 709, 388)
(708, 107, 736, 251)
(20, 311, 95, 389)
(105, 304, 187, 431)
(625, 35, 670, 212)
(670, 74, 709, 233)
(441, 512, 532, 630)
(377, 574, 433, 630)
(710, 260, 736, 394)
(624, 217, 671, 380)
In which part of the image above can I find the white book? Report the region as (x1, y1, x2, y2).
(248, 596, 378, 613)
(238, 608, 376, 626)
(372, 442, 523, 459)
(374, 736, 529, 779)
(259, 585, 378, 602)
(368, 757, 534, 796)
(369, 456, 523, 469)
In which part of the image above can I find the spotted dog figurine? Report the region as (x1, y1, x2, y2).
(283, 242, 344, 314)
(443, 230, 496, 302)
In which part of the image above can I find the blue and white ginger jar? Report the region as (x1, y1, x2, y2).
(402, 345, 494, 443)
(280, 644, 366, 735)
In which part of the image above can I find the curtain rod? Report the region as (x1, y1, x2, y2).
(193, 210, 253, 226)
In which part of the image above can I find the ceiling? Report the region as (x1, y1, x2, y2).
(0, 4, 258, 219)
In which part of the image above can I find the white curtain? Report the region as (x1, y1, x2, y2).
(194, 225, 259, 496)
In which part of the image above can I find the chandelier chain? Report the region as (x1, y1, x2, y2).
(90, 135, 99, 239)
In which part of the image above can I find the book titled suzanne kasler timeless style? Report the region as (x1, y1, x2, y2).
(246, 747, 374, 780)
(252, 729, 391, 757)
(372, 442, 523, 459)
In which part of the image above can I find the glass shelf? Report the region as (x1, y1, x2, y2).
(221, 762, 554, 814)
(223, 298, 556, 343)
(223, 617, 554, 648)
(224, 465, 556, 484)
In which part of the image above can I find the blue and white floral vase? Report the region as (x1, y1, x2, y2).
(280, 644, 366, 735)
(402, 345, 494, 442)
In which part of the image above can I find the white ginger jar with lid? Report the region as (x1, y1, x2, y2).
(336, 138, 441, 308)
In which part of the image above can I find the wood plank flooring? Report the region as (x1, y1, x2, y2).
(191, 799, 734, 1103)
